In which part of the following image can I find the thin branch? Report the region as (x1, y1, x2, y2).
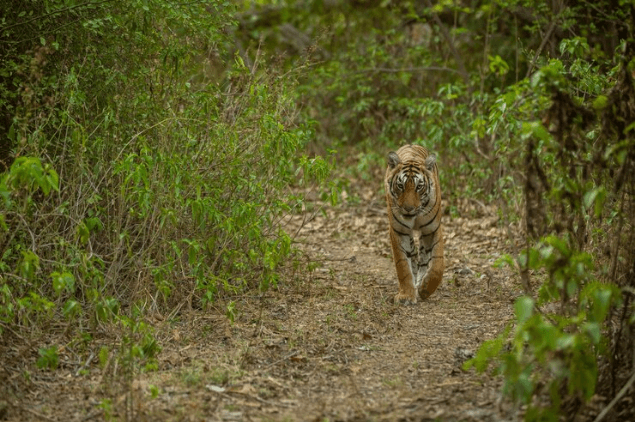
(352, 66, 462, 75)
(80, 409, 104, 421)
(208, 385, 292, 408)
(264, 350, 299, 369)
(0, 0, 115, 34)
(75, 351, 95, 377)
(8, 17, 84, 45)
(593, 371, 635, 422)
(17, 405, 57, 422)
(422, 0, 471, 91)
(0, 321, 24, 340)
(525, 20, 557, 78)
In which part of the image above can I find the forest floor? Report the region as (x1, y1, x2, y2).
(4, 183, 532, 422)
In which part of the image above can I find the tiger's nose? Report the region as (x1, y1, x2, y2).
(403, 204, 415, 213)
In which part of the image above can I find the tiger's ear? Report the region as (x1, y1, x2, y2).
(425, 154, 437, 171)
(388, 152, 400, 169)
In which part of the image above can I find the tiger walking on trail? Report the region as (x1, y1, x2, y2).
(385, 144, 444, 304)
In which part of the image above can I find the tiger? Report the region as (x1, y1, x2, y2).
(385, 144, 444, 304)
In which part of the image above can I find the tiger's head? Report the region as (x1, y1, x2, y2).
(386, 151, 438, 217)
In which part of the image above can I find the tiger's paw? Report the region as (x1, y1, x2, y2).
(418, 288, 430, 300)
(394, 292, 417, 305)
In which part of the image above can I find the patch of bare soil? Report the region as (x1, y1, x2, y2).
(2, 190, 524, 422)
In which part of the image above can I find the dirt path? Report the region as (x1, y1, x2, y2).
(5, 192, 524, 422)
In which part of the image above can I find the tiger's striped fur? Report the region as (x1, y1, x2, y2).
(385, 145, 444, 304)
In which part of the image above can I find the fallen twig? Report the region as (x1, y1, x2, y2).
(80, 408, 104, 421)
(18, 405, 57, 422)
(264, 351, 299, 369)
(593, 371, 635, 422)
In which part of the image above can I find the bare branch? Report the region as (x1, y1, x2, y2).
(594, 371, 635, 422)
(0, 0, 115, 34)
(525, 20, 558, 78)
(353, 66, 463, 75)
(422, 0, 471, 91)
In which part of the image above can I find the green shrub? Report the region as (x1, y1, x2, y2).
(467, 235, 622, 420)
(464, 15, 635, 420)
(0, 0, 331, 380)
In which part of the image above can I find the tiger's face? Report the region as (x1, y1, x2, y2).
(387, 151, 437, 217)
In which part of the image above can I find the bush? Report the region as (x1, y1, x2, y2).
(0, 0, 330, 373)
(464, 19, 635, 422)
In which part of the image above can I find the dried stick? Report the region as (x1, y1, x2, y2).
(593, 371, 635, 422)
(525, 20, 557, 78)
(422, 0, 471, 91)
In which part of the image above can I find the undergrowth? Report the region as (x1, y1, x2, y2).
(0, 1, 331, 418)
(3, 0, 635, 421)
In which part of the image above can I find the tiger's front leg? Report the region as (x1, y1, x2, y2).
(415, 225, 444, 300)
(389, 227, 417, 304)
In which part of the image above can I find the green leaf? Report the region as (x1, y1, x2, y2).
(592, 95, 608, 110)
(99, 346, 109, 368)
(540, 245, 554, 260)
(63, 300, 81, 318)
(19, 251, 40, 282)
(7, 124, 15, 141)
(77, 222, 90, 245)
(555, 334, 575, 350)
(591, 287, 612, 323)
(515, 296, 534, 324)
(37, 346, 59, 370)
(515, 366, 534, 404)
(536, 321, 559, 350)
(45, 168, 60, 192)
(51, 271, 75, 295)
(464, 333, 506, 372)
(583, 187, 606, 217)
(226, 300, 236, 324)
(624, 121, 635, 134)
(521, 121, 550, 142)
(583, 322, 601, 344)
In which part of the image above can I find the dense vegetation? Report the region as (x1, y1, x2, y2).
(2, 0, 635, 420)
(0, 0, 332, 411)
